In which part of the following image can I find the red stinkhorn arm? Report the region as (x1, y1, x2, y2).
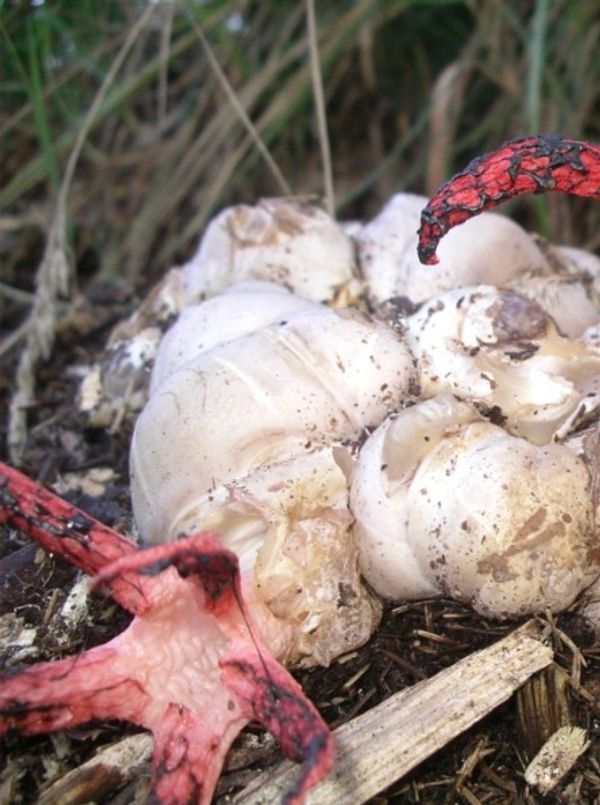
(418, 135, 600, 265)
(0, 463, 334, 804)
(0, 461, 149, 614)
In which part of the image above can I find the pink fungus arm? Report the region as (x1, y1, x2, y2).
(0, 463, 334, 804)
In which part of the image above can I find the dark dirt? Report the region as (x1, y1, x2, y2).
(1, 281, 600, 804)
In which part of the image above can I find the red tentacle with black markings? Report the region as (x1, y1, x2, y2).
(418, 135, 600, 265)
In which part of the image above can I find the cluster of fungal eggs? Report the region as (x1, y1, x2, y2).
(124, 194, 600, 667)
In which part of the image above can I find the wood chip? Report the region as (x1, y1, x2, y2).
(524, 726, 589, 795)
(36, 733, 153, 805)
(516, 663, 572, 758)
(235, 620, 552, 805)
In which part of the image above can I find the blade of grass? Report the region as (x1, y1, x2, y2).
(306, 0, 335, 216)
(525, 0, 551, 237)
(157, 2, 174, 130)
(182, 2, 291, 195)
(526, 0, 550, 134)
(25, 15, 60, 194)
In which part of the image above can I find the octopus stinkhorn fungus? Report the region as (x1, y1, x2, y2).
(0, 462, 333, 804)
(2, 134, 600, 803)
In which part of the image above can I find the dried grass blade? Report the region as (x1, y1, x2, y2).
(306, 0, 335, 215)
(184, 6, 291, 196)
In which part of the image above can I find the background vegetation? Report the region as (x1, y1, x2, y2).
(1, 0, 599, 461)
(2, 0, 599, 288)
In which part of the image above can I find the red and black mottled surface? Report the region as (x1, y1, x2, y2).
(418, 135, 600, 265)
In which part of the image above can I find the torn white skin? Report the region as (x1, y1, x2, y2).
(404, 285, 600, 445)
(351, 395, 599, 619)
(182, 198, 359, 304)
(131, 303, 415, 665)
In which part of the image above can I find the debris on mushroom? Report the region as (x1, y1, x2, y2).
(350, 394, 599, 618)
(508, 272, 598, 339)
(182, 198, 360, 305)
(132, 302, 416, 664)
(404, 285, 600, 444)
(0, 462, 334, 805)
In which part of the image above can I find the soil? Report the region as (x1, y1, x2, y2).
(1, 278, 600, 804)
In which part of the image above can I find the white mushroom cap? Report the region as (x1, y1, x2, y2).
(358, 201, 548, 305)
(182, 199, 357, 304)
(405, 285, 600, 444)
(150, 282, 316, 394)
(350, 394, 476, 599)
(130, 305, 415, 544)
(354, 193, 428, 304)
(351, 395, 598, 618)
